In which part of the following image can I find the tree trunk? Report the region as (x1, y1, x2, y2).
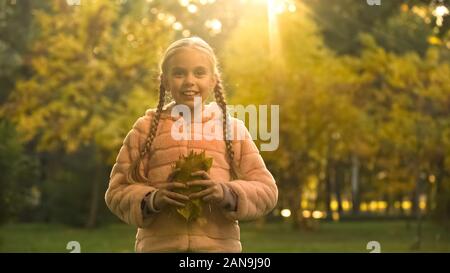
(412, 178, 420, 219)
(85, 164, 101, 228)
(411, 173, 424, 250)
(325, 169, 333, 220)
(434, 154, 449, 229)
(385, 193, 392, 216)
(289, 185, 302, 229)
(335, 162, 344, 217)
(351, 154, 360, 215)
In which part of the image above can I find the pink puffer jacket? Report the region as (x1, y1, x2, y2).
(105, 102, 278, 252)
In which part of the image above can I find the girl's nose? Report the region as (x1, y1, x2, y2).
(183, 73, 195, 86)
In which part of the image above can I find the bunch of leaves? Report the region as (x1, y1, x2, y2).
(171, 150, 213, 221)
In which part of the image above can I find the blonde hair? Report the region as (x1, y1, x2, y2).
(127, 37, 240, 183)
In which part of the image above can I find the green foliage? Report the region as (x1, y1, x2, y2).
(304, 0, 435, 56)
(35, 146, 115, 227)
(171, 150, 213, 221)
(0, 120, 39, 224)
(2, 0, 173, 163)
(0, 0, 175, 226)
(222, 1, 450, 225)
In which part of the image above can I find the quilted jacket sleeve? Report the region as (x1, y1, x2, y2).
(222, 120, 278, 221)
(104, 114, 157, 228)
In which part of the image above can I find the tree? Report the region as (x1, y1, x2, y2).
(222, 1, 450, 229)
(0, 120, 39, 224)
(303, 0, 437, 56)
(349, 35, 450, 230)
(222, 2, 369, 227)
(1, 0, 173, 227)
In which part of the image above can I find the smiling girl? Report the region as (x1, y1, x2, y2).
(105, 37, 278, 253)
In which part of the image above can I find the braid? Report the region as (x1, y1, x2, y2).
(214, 78, 240, 180)
(128, 76, 166, 183)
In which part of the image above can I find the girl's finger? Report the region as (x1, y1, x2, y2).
(187, 180, 214, 187)
(166, 191, 190, 202)
(163, 196, 186, 208)
(191, 171, 210, 179)
(164, 182, 188, 190)
(189, 187, 214, 200)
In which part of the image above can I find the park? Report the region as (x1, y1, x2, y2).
(0, 0, 449, 253)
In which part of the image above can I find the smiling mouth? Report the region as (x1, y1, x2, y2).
(182, 91, 200, 96)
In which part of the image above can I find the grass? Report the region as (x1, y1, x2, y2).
(0, 220, 448, 253)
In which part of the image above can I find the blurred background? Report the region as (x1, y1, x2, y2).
(0, 0, 449, 252)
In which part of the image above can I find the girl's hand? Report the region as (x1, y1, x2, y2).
(152, 168, 189, 210)
(187, 171, 225, 204)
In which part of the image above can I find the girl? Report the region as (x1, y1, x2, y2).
(105, 37, 278, 253)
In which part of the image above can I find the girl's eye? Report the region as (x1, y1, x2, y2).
(194, 69, 207, 77)
(172, 69, 185, 77)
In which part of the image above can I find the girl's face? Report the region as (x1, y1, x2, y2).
(164, 47, 217, 110)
